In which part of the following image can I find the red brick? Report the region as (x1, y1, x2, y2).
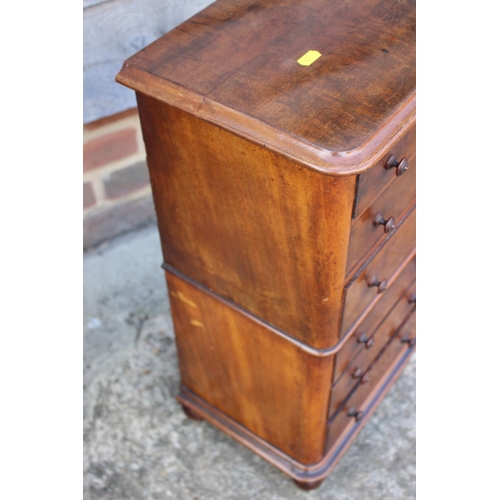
(84, 108, 138, 132)
(83, 128, 138, 171)
(103, 161, 150, 199)
(83, 194, 156, 249)
(83, 182, 96, 209)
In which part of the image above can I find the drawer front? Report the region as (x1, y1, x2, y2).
(347, 160, 415, 275)
(354, 124, 416, 219)
(398, 307, 416, 345)
(333, 263, 416, 383)
(326, 313, 415, 452)
(341, 208, 416, 337)
(328, 284, 416, 418)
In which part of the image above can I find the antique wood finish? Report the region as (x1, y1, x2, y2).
(116, 0, 416, 489)
(341, 208, 416, 337)
(166, 270, 334, 465)
(333, 259, 416, 382)
(138, 95, 356, 350)
(177, 331, 415, 485)
(326, 311, 415, 449)
(117, 0, 416, 176)
(353, 124, 416, 219)
(346, 160, 416, 273)
(328, 282, 416, 418)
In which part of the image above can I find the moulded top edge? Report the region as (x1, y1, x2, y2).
(116, 0, 416, 176)
(117, 63, 415, 177)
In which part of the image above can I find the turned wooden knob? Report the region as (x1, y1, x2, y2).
(373, 213, 396, 233)
(352, 367, 363, 379)
(385, 154, 408, 176)
(348, 408, 363, 422)
(368, 276, 388, 293)
(401, 337, 416, 347)
(357, 333, 375, 349)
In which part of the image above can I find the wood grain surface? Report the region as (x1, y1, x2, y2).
(326, 314, 414, 451)
(353, 124, 416, 218)
(139, 96, 356, 350)
(334, 259, 415, 381)
(328, 281, 415, 418)
(347, 166, 415, 274)
(342, 207, 416, 336)
(115, 0, 417, 486)
(117, 0, 416, 175)
(166, 270, 334, 465)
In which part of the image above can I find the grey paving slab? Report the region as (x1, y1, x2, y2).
(83, 224, 416, 500)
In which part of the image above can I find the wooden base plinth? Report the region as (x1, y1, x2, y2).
(177, 345, 415, 487)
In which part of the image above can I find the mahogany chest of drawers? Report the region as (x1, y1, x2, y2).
(117, 0, 416, 489)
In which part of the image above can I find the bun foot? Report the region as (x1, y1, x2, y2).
(181, 404, 204, 421)
(293, 479, 324, 490)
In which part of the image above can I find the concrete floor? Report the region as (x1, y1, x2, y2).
(83, 224, 416, 500)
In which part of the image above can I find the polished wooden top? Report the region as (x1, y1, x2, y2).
(117, 0, 415, 175)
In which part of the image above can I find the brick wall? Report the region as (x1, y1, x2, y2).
(83, 108, 156, 249)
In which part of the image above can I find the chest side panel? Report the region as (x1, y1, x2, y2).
(138, 94, 356, 349)
(167, 271, 334, 465)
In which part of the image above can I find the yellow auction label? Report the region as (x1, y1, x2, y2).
(297, 50, 322, 66)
